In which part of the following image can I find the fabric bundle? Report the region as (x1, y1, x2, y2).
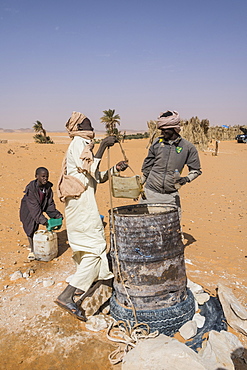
(57, 156, 86, 202)
(57, 111, 96, 201)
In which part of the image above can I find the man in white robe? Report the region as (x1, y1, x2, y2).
(55, 112, 127, 320)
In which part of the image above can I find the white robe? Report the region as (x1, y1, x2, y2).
(65, 136, 114, 291)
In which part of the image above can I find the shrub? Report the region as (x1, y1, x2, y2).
(33, 134, 54, 144)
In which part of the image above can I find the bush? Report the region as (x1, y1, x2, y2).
(123, 132, 149, 140)
(33, 134, 54, 144)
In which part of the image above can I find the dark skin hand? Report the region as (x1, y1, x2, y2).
(95, 136, 119, 159)
(175, 176, 190, 185)
(116, 161, 128, 171)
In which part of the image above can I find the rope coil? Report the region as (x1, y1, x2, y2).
(107, 320, 159, 365)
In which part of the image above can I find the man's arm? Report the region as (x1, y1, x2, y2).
(45, 189, 63, 219)
(141, 144, 156, 183)
(96, 161, 129, 183)
(186, 146, 202, 182)
(94, 136, 119, 159)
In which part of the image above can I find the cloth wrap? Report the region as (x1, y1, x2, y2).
(57, 112, 95, 202)
(156, 110, 181, 133)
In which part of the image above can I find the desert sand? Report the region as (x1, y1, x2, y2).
(0, 132, 246, 369)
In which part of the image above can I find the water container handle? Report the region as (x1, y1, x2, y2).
(47, 218, 63, 231)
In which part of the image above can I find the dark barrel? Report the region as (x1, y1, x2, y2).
(110, 204, 187, 310)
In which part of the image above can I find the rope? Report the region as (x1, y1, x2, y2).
(118, 141, 128, 162)
(107, 320, 159, 365)
(107, 147, 138, 323)
(107, 146, 157, 365)
(118, 141, 136, 174)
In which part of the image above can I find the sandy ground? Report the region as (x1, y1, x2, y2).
(0, 132, 246, 369)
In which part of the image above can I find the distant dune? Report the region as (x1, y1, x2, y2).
(0, 128, 146, 134)
(0, 129, 147, 144)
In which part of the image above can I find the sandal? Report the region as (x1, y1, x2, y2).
(27, 252, 36, 261)
(54, 299, 87, 321)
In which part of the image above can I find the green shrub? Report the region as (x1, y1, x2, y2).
(33, 134, 54, 144)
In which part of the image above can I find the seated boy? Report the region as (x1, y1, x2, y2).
(20, 167, 63, 260)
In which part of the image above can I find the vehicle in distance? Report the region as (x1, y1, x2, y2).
(236, 126, 247, 143)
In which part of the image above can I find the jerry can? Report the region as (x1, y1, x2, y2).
(33, 230, 58, 261)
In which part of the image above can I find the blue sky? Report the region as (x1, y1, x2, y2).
(1, 0, 247, 131)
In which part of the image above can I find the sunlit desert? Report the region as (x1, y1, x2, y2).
(0, 131, 246, 369)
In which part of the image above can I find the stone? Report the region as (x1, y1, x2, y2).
(81, 280, 112, 317)
(179, 320, 197, 340)
(193, 312, 206, 328)
(217, 283, 247, 335)
(198, 330, 245, 370)
(85, 314, 114, 332)
(187, 279, 204, 294)
(194, 299, 199, 312)
(10, 270, 23, 281)
(122, 334, 207, 370)
(194, 292, 210, 305)
(185, 259, 193, 265)
(43, 279, 55, 287)
(35, 278, 43, 284)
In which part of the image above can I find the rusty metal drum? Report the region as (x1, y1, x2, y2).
(109, 204, 187, 310)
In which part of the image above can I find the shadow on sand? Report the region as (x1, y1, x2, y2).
(183, 232, 196, 247)
(57, 229, 70, 257)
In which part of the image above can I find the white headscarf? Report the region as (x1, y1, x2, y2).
(156, 111, 181, 133)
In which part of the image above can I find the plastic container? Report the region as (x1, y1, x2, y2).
(33, 230, 58, 261)
(174, 169, 181, 190)
(47, 217, 62, 231)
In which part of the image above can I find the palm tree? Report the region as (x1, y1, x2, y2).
(33, 120, 53, 144)
(33, 121, 47, 142)
(100, 109, 120, 136)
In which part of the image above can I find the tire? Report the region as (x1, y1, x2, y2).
(185, 296, 227, 351)
(110, 288, 195, 336)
